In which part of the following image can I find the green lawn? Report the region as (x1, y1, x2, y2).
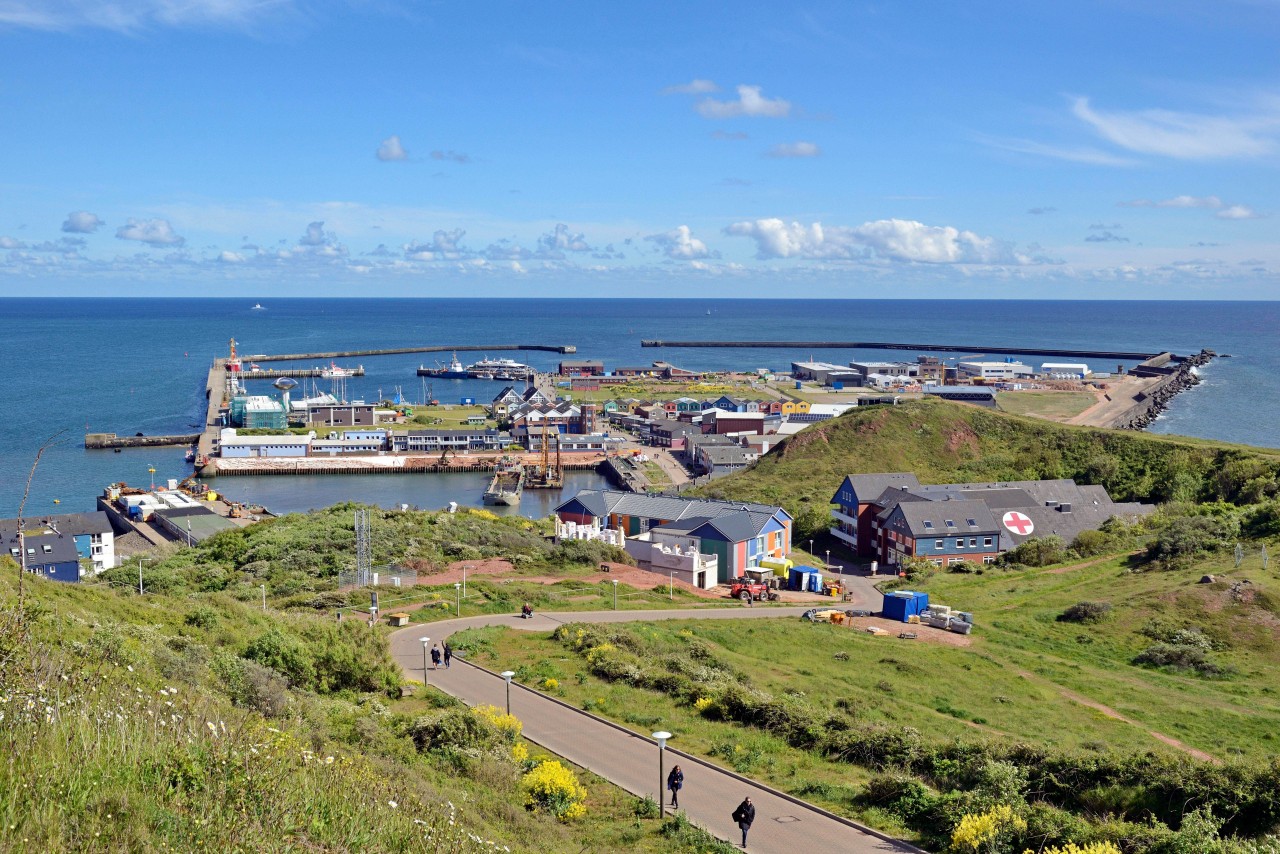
(996, 390, 1097, 421)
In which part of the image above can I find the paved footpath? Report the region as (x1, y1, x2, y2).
(390, 584, 922, 854)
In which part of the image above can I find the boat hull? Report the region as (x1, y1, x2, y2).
(482, 490, 521, 506)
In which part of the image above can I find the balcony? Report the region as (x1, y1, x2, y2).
(830, 527, 857, 548)
(831, 509, 859, 527)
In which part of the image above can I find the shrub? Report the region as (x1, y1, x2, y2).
(632, 795, 660, 819)
(520, 759, 587, 821)
(1133, 643, 1228, 677)
(183, 606, 219, 629)
(1058, 602, 1113, 624)
(949, 804, 1027, 853)
(1031, 845, 1122, 854)
(540, 677, 559, 691)
(244, 628, 317, 689)
(1070, 529, 1117, 558)
(1144, 513, 1238, 566)
(1002, 536, 1068, 568)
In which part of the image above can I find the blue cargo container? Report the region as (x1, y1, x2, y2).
(833, 382, 843, 390)
(789, 566, 821, 591)
(882, 590, 929, 622)
(807, 570, 824, 593)
(795, 381, 803, 389)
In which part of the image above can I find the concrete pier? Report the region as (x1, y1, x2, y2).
(247, 343, 576, 362)
(84, 433, 200, 449)
(641, 340, 1163, 361)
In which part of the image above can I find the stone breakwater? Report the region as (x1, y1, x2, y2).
(1116, 349, 1217, 430)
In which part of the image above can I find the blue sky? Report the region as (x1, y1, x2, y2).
(1, 1, 1277, 298)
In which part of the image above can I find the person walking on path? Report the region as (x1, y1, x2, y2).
(430, 645, 442, 669)
(732, 796, 755, 848)
(667, 765, 684, 808)
(442, 643, 452, 669)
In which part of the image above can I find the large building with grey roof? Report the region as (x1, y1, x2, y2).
(831, 473, 1152, 568)
(555, 489, 792, 583)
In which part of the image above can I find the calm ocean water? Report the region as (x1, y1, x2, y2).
(3, 298, 1275, 518)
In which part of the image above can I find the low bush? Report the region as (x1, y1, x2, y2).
(1058, 602, 1113, 624)
(520, 759, 587, 821)
(1133, 643, 1229, 677)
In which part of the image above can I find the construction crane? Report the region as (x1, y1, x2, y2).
(527, 418, 564, 489)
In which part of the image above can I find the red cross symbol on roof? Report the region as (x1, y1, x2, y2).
(1002, 511, 1034, 535)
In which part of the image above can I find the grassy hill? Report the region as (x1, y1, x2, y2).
(0, 507, 741, 853)
(465, 545, 1280, 852)
(694, 398, 1280, 538)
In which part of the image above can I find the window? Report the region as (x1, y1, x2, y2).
(983, 555, 998, 564)
(944, 519, 955, 528)
(922, 520, 933, 530)
(983, 537, 993, 547)
(42, 545, 52, 554)
(955, 539, 964, 549)
(930, 559, 943, 566)
(969, 538, 977, 547)
(934, 539, 943, 550)
(966, 518, 978, 528)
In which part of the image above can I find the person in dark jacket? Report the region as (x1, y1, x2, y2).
(442, 642, 453, 668)
(430, 645, 442, 669)
(732, 796, 755, 847)
(667, 764, 684, 808)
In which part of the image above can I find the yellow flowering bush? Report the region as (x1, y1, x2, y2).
(585, 643, 616, 665)
(677, 629, 694, 639)
(540, 677, 559, 691)
(693, 696, 715, 713)
(470, 704, 522, 742)
(949, 805, 1026, 853)
(511, 742, 529, 764)
(520, 759, 587, 821)
(1024, 845, 1121, 854)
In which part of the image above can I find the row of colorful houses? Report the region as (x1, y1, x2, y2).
(554, 490, 792, 584)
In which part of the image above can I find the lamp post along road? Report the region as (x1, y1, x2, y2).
(260, 584, 266, 612)
(652, 731, 671, 817)
(419, 636, 430, 682)
(455, 582, 462, 616)
(612, 579, 618, 610)
(501, 670, 516, 715)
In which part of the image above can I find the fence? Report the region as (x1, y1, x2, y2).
(337, 564, 419, 591)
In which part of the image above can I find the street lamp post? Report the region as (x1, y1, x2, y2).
(669, 571, 674, 601)
(455, 581, 462, 616)
(652, 731, 672, 817)
(808, 538, 813, 555)
(501, 670, 516, 715)
(419, 636, 431, 682)
(826, 549, 831, 572)
(612, 579, 618, 610)
(463, 564, 471, 599)
(260, 584, 267, 611)
(137, 556, 153, 595)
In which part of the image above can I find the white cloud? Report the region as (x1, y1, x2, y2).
(429, 149, 471, 164)
(696, 85, 791, 119)
(645, 225, 715, 260)
(0, 0, 294, 32)
(1217, 204, 1261, 220)
(115, 217, 184, 246)
(0, 236, 26, 249)
(62, 211, 104, 233)
(218, 250, 245, 263)
(663, 79, 719, 95)
(403, 229, 468, 261)
(539, 223, 591, 255)
(981, 136, 1138, 167)
(1071, 96, 1279, 160)
(766, 141, 821, 158)
(725, 217, 1023, 264)
(376, 135, 408, 162)
(1121, 195, 1261, 219)
(299, 221, 328, 246)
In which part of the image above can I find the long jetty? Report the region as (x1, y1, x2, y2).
(239, 367, 366, 379)
(246, 344, 576, 362)
(85, 433, 200, 449)
(641, 340, 1162, 360)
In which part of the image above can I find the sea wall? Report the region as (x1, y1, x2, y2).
(85, 433, 200, 449)
(1111, 349, 1216, 430)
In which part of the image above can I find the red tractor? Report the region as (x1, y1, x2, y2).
(729, 572, 779, 603)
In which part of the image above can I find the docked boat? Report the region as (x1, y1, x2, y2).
(252, 303, 265, 310)
(417, 353, 470, 379)
(482, 457, 524, 506)
(320, 361, 358, 379)
(465, 357, 533, 380)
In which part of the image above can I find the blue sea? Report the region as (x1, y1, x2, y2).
(3, 298, 1276, 518)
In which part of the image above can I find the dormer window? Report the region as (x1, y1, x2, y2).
(944, 519, 955, 528)
(923, 520, 933, 530)
(966, 518, 978, 527)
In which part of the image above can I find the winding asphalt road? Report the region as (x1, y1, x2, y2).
(389, 581, 923, 854)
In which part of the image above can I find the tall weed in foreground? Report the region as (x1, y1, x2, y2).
(0, 604, 506, 853)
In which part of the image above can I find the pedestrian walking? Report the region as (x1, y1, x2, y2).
(430, 645, 442, 669)
(667, 764, 684, 808)
(443, 643, 452, 669)
(732, 796, 755, 848)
